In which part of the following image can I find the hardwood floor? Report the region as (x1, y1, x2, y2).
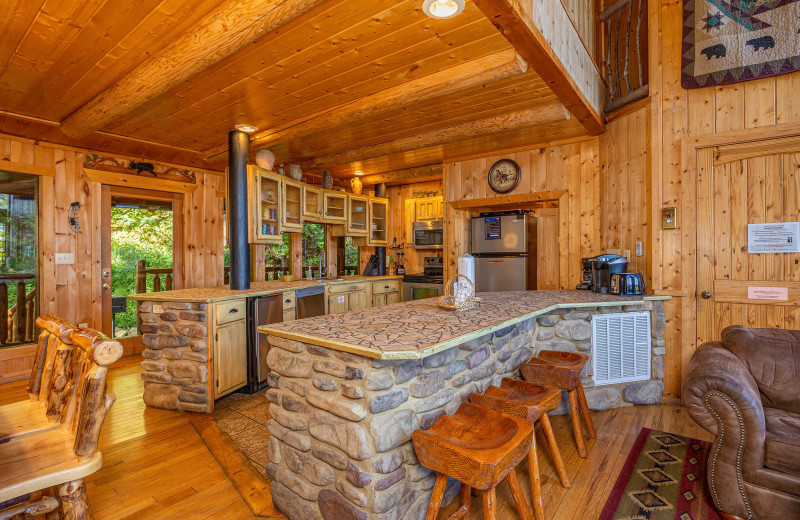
(0, 357, 713, 519)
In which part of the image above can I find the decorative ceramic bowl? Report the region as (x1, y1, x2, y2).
(281, 274, 297, 282)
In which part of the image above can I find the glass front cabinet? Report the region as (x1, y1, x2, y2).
(281, 178, 303, 232)
(303, 185, 324, 221)
(323, 191, 347, 223)
(346, 195, 369, 236)
(250, 165, 282, 244)
(368, 197, 388, 246)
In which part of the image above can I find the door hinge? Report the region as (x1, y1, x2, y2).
(182, 265, 185, 275)
(215, 332, 219, 342)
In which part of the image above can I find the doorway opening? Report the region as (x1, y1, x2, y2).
(0, 171, 37, 347)
(102, 187, 183, 348)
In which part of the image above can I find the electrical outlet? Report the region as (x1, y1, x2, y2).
(623, 249, 631, 260)
(55, 253, 74, 265)
(636, 242, 643, 257)
(662, 207, 677, 229)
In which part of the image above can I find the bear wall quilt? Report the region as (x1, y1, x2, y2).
(682, 0, 800, 89)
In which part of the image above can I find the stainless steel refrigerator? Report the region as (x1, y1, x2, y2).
(470, 213, 527, 292)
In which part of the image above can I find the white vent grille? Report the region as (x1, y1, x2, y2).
(592, 311, 651, 385)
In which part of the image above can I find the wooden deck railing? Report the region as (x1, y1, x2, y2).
(223, 265, 360, 284)
(600, 0, 648, 114)
(135, 260, 173, 293)
(0, 273, 36, 346)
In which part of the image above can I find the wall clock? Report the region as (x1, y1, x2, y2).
(487, 158, 521, 194)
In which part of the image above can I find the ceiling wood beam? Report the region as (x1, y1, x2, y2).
(59, 0, 327, 139)
(306, 104, 569, 169)
(359, 165, 443, 186)
(201, 49, 529, 162)
(472, 0, 605, 136)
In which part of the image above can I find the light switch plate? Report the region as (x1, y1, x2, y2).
(662, 207, 677, 229)
(636, 242, 643, 257)
(55, 253, 74, 265)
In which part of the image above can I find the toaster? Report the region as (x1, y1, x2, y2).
(610, 273, 645, 296)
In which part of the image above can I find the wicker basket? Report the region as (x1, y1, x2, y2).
(437, 274, 482, 312)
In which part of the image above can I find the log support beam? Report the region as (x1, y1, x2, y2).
(472, 0, 605, 136)
(359, 165, 443, 186)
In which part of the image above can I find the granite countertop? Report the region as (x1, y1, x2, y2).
(259, 290, 670, 360)
(126, 275, 402, 303)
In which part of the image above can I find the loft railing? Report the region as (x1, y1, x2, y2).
(0, 273, 36, 346)
(135, 260, 173, 293)
(600, 0, 648, 114)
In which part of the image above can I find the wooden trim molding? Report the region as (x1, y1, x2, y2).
(449, 190, 567, 209)
(713, 134, 800, 165)
(83, 168, 198, 193)
(0, 159, 55, 177)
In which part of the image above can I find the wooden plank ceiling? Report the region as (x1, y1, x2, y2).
(0, 0, 590, 177)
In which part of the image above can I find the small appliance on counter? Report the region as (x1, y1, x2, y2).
(412, 220, 444, 250)
(610, 272, 645, 296)
(576, 257, 594, 290)
(403, 256, 443, 300)
(589, 254, 628, 293)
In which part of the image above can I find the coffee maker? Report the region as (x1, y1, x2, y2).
(576, 258, 594, 290)
(590, 254, 628, 293)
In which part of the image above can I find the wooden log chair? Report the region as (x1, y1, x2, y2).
(470, 378, 571, 520)
(412, 402, 535, 520)
(521, 351, 597, 458)
(0, 315, 123, 520)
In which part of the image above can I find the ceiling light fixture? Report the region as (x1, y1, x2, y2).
(234, 124, 258, 133)
(354, 170, 364, 176)
(422, 0, 465, 19)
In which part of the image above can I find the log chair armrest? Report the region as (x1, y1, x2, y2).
(683, 341, 765, 520)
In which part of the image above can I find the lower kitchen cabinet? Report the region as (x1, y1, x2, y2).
(371, 280, 401, 308)
(327, 282, 368, 314)
(214, 314, 247, 397)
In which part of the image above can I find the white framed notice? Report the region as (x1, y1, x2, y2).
(747, 222, 800, 254)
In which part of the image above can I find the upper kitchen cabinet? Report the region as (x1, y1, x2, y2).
(281, 177, 303, 232)
(346, 195, 369, 236)
(323, 190, 347, 223)
(415, 196, 443, 221)
(303, 185, 324, 221)
(249, 165, 283, 244)
(368, 197, 388, 246)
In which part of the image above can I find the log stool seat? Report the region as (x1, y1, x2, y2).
(413, 402, 535, 520)
(521, 351, 596, 458)
(470, 378, 570, 520)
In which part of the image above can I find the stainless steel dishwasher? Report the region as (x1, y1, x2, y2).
(244, 295, 282, 393)
(296, 286, 325, 319)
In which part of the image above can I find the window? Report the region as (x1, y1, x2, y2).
(265, 234, 290, 280)
(343, 237, 359, 275)
(302, 223, 326, 277)
(0, 171, 37, 347)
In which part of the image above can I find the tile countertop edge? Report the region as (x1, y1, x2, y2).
(258, 295, 671, 360)
(125, 275, 403, 303)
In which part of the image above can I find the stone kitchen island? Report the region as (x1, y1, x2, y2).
(258, 290, 669, 520)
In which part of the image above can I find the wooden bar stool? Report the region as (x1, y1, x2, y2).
(412, 402, 534, 520)
(521, 351, 596, 458)
(469, 378, 570, 520)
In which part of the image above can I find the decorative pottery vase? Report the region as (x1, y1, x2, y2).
(255, 149, 275, 170)
(277, 164, 285, 176)
(350, 177, 363, 195)
(322, 170, 333, 190)
(289, 164, 303, 181)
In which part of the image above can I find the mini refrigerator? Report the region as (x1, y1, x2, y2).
(470, 213, 527, 292)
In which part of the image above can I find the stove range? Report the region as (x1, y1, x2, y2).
(403, 257, 444, 300)
(402, 274, 443, 284)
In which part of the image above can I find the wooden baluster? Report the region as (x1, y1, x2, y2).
(26, 291, 35, 342)
(135, 260, 147, 294)
(166, 273, 173, 291)
(16, 280, 26, 342)
(0, 282, 8, 347)
(153, 274, 161, 292)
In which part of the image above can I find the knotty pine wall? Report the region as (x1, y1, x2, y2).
(386, 181, 443, 275)
(646, 0, 800, 399)
(0, 135, 224, 383)
(443, 140, 602, 288)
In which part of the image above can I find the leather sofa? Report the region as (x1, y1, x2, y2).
(683, 326, 800, 520)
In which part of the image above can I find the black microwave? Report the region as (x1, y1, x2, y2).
(412, 220, 443, 250)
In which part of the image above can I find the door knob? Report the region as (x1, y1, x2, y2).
(701, 290, 712, 299)
(103, 283, 111, 290)
(103, 271, 111, 278)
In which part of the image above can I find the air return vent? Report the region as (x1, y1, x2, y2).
(592, 311, 651, 385)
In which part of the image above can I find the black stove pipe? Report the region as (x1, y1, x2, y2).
(228, 130, 251, 290)
(375, 247, 386, 276)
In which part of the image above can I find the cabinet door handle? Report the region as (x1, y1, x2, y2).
(285, 299, 291, 304)
(385, 285, 389, 289)
(229, 308, 239, 314)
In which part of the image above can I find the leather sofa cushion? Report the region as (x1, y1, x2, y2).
(722, 326, 800, 414)
(764, 407, 800, 478)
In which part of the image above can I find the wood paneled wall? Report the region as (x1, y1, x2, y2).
(561, 0, 598, 61)
(647, 0, 800, 399)
(386, 181, 443, 275)
(599, 104, 650, 279)
(443, 140, 601, 287)
(0, 134, 224, 380)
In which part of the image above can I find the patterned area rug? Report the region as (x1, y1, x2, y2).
(599, 428, 722, 520)
(682, 0, 800, 88)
